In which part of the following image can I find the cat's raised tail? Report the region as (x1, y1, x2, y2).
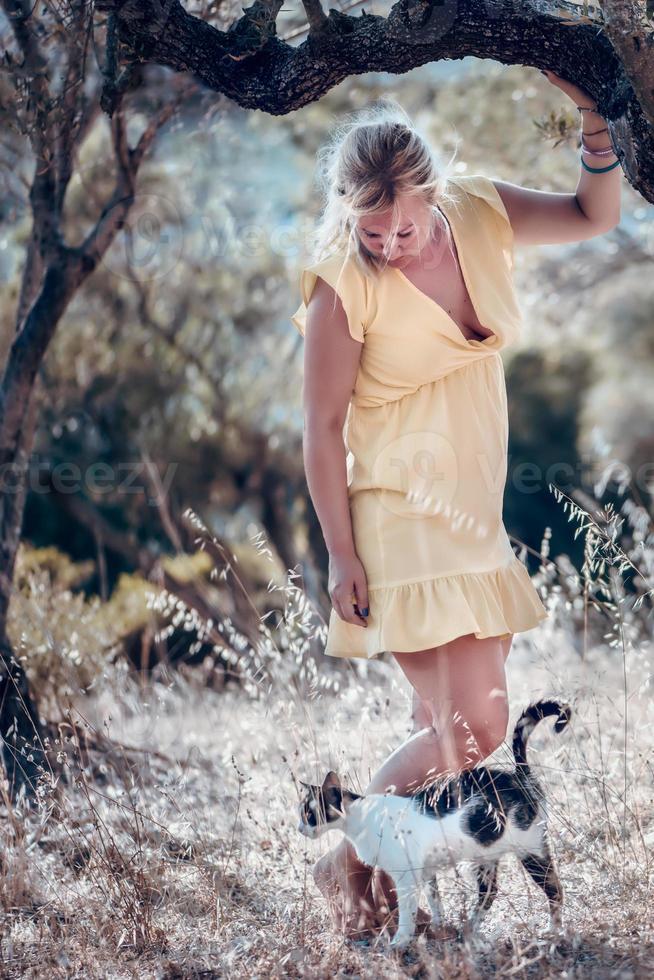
(511, 699, 572, 778)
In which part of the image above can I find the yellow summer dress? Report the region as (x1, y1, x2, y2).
(291, 173, 549, 659)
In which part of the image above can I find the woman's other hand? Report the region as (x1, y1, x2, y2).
(328, 549, 370, 627)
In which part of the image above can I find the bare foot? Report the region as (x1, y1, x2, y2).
(312, 851, 383, 939)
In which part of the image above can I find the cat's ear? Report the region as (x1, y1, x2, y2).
(298, 779, 314, 791)
(322, 770, 341, 791)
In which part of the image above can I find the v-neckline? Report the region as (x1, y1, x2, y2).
(391, 195, 497, 348)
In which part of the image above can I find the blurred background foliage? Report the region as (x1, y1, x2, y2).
(2, 54, 653, 683)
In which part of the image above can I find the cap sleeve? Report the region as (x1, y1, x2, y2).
(290, 251, 370, 343)
(450, 174, 515, 272)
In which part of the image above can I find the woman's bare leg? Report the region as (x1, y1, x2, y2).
(366, 635, 513, 913)
(314, 631, 513, 937)
(409, 632, 512, 734)
(370, 631, 511, 794)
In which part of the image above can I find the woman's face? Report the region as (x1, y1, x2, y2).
(355, 194, 436, 266)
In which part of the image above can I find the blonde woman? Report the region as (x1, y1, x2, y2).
(291, 76, 621, 939)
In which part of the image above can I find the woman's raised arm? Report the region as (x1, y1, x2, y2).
(492, 70, 621, 246)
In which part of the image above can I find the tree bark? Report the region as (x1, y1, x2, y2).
(600, 0, 654, 129)
(0, 378, 46, 797)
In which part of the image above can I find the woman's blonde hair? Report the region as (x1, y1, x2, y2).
(311, 97, 459, 282)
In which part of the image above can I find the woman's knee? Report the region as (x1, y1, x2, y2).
(395, 636, 510, 760)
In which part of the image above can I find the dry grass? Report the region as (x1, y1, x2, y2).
(0, 623, 652, 978)
(1, 488, 654, 977)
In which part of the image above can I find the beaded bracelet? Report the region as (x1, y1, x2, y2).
(581, 155, 621, 173)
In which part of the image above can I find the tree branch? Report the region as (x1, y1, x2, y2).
(301, 0, 328, 35)
(2, 0, 55, 188)
(54, 0, 94, 213)
(96, 0, 654, 201)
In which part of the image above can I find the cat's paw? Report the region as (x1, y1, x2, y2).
(388, 931, 413, 951)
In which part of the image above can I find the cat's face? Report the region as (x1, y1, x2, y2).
(297, 771, 349, 838)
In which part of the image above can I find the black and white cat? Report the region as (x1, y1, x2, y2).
(298, 699, 570, 949)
